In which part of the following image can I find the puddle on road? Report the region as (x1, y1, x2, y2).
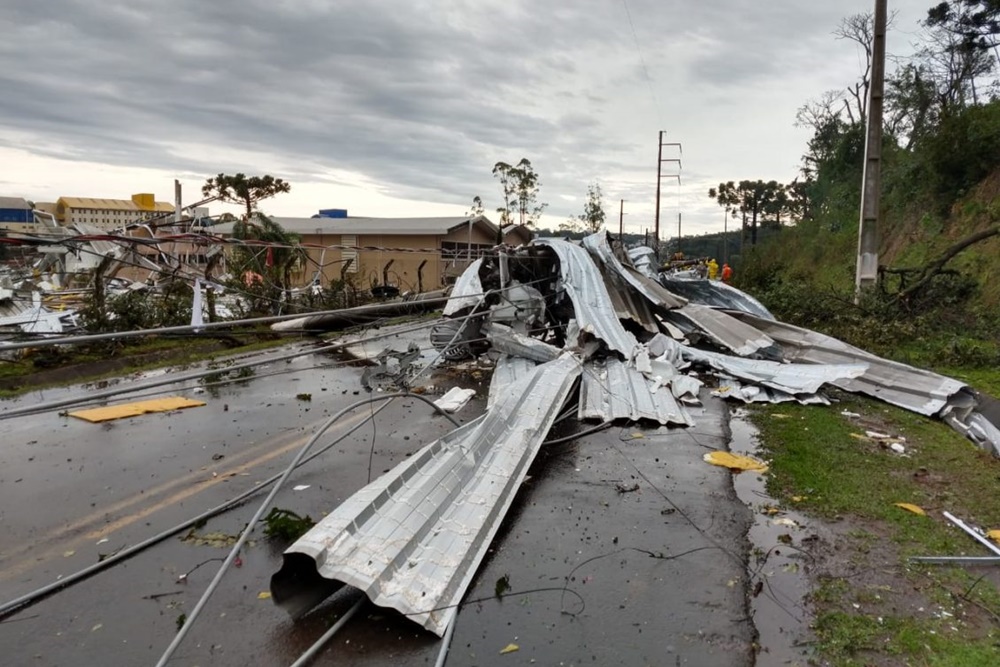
(730, 411, 814, 666)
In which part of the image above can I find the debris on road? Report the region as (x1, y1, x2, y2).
(271, 231, 1000, 641)
(433, 387, 477, 413)
(68, 396, 206, 423)
(704, 451, 769, 473)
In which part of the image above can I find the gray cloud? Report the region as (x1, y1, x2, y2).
(0, 0, 930, 231)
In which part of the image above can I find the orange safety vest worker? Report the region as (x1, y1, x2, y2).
(721, 263, 733, 283)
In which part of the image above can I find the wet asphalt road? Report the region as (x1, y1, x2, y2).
(0, 345, 755, 666)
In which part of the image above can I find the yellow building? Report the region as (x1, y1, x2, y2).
(55, 193, 175, 230)
(210, 215, 503, 292)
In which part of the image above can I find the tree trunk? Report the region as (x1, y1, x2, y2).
(897, 224, 1000, 301)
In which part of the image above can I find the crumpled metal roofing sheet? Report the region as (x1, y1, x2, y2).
(442, 258, 484, 316)
(660, 276, 775, 320)
(665, 303, 775, 357)
(600, 265, 659, 333)
(534, 239, 638, 358)
(487, 323, 561, 362)
(661, 336, 868, 395)
(727, 312, 973, 416)
(579, 357, 693, 425)
(711, 379, 831, 405)
(271, 353, 582, 636)
(582, 233, 687, 310)
(487, 354, 538, 410)
(627, 246, 658, 278)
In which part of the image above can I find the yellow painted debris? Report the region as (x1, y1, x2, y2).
(69, 396, 206, 423)
(894, 502, 926, 516)
(257, 591, 272, 600)
(499, 643, 519, 655)
(703, 451, 769, 473)
(987, 529, 1000, 545)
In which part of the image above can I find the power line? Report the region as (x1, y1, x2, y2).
(620, 0, 664, 127)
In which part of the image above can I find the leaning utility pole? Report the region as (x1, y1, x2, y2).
(654, 132, 682, 257)
(855, 0, 887, 296)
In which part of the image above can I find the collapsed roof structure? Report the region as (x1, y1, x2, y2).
(271, 232, 1000, 637)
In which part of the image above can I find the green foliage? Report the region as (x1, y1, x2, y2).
(262, 508, 315, 542)
(912, 101, 1000, 210)
(492, 159, 547, 227)
(225, 213, 304, 315)
(202, 173, 291, 218)
(80, 280, 193, 333)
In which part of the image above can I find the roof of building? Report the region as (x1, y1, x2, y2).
(0, 197, 31, 209)
(57, 197, 174, 212)
(209, 215, 498, 237)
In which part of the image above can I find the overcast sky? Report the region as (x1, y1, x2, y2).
(0, 0, 930, 236)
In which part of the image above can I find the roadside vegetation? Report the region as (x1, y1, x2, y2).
(749, 396, 1000, 666)
(731, 3, 1000, 664)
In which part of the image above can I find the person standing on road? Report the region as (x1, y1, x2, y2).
(707, 258, 719, 280)
(721, 263, 733, 284)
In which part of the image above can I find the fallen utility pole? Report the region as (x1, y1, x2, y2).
(0, 295, 449, 351)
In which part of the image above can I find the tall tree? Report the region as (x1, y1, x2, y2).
(577, 182, 606, 233)
(927, 0, 1000, 51)
(708, 180, 785, 246)
(202, 173, 291, 219)
(493, 158, 547, 227)
(467, 195, 485, 217)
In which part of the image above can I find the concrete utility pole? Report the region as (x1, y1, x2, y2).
(619, 199, 625, 236)
(654, 132, 682, 257)
(174, 180, 182, 226)
(855, 0, 888, 296)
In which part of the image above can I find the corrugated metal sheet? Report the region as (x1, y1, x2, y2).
(534, 239, 638, 359)
(442, 258, 483, 316)
(627, 246, 658, 278)
(582, 234, 687, 310)
(711, 379, 830, 405)
(487, 324, 560, 362)
(666, 303, 775, 357)
(659, 336, 868, 395)
(487, 354, 538, 410)
(600, 265, 659, 332)
(271, 353, 582, 636)
(660, 276, 774, 320)
(579, 358, 693, 426)
(728, 313, 973, 416)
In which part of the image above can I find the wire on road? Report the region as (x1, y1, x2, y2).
(288, 595, 367, 667)
(154, 392, 460, 667)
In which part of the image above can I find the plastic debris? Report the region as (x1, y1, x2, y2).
(890, 442, 906, 454)
(500, 644, 519, 655)
(987, 529, 1000, 545)
(703, 451, 769, 473)
(433, 387, 477, 413)
(894, 503, 926, 516)
(257, 591, 272, 600)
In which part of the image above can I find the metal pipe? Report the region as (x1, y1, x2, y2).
(154, 394, 461, 666)
(0, 394, 444, 619)
(1, 296, 447, 351)
(433, 611, 458, 667)
(288, 596, 366, 667)
(943, 511, 1000, 557)
(909, 556, 1000, 564)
